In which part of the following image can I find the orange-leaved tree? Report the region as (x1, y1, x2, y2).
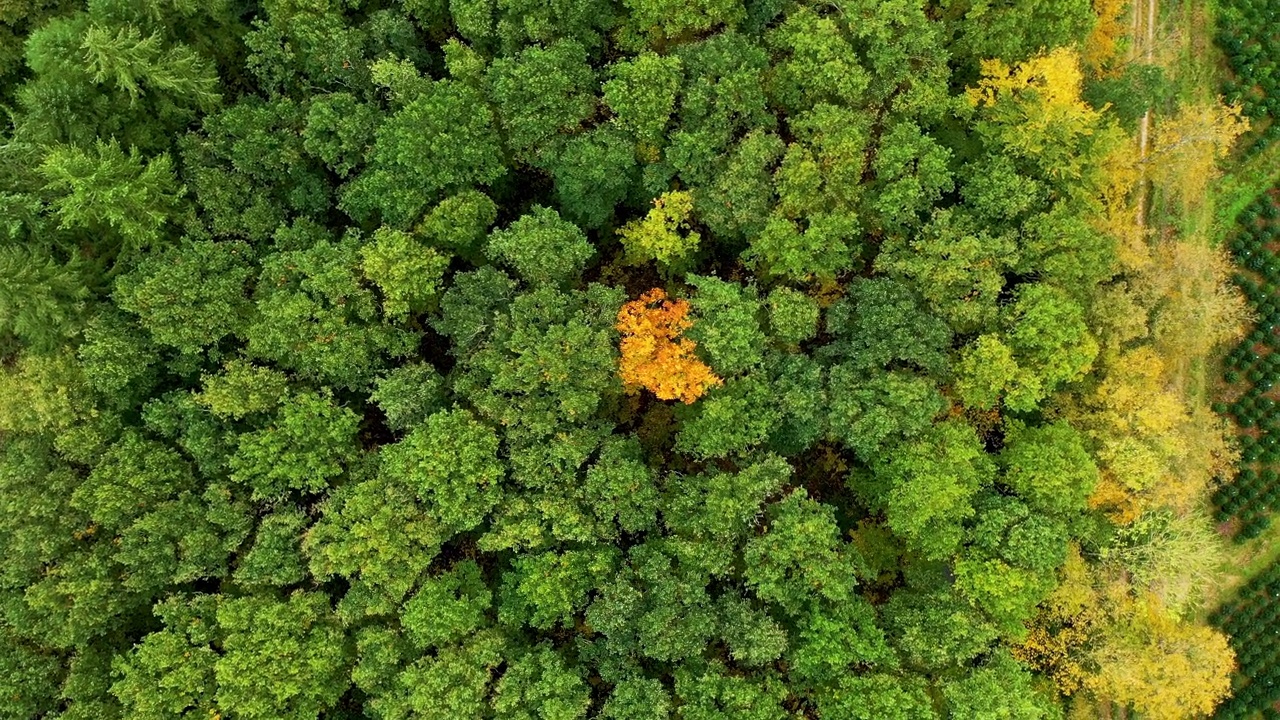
(616, 288, 721, 404)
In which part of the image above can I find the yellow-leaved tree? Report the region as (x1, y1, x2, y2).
(967, 47, 1109, 181)
(1149, 101, 1249, 213)
(1015, 546, 1236, 718)
(1084, 0, 1129, 72)
(1067, 345, 1237, 518)
(1086, 593, 1236, 719)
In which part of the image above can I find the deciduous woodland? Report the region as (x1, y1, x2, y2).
(0, 0, 1258, 718)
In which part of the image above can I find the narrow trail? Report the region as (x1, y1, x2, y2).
(1134, 0, 1158, 228)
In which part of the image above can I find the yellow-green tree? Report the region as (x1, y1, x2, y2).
(618, 191, 701, 274)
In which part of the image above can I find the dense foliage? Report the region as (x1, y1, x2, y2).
(0, 0, 1242, 719)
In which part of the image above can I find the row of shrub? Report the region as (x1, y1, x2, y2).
(1217, 0, 1280, 152)
(1216, 193, 1280, 540)
(1209, 560, 1280, 719)
(1212, 8, 1280, 713)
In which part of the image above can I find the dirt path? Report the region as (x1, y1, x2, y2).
(1135, 0, 1158, 226)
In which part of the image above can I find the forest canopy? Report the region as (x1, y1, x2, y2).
(0, 0, 1245, 719)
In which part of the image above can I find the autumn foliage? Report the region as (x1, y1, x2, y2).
(1083, 0, 1127, 71)
(616, 288, 722, 404)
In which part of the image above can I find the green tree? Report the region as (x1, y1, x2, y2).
(684, 274, 766, 376)
(674, 374, 780, 459)
(764, 7, 868, 113)
(953, 554, 1056, 638)
(416, 189, 499, 263)
(374, 630, 507, 720)
(545, 126, 638, 229)
(787, 597, 892, 686)
(360, 226, 450, 320)
(499, 547, 619, 630)
(72, 430, 194, 531)
(671, 33, 772, 145)
(941, 651, 1060, 719)
(196, 360, 290, 420)
(603, 677, 670, 720)
(0, 349, 93, 435)
(1018, 204, 1115, 291)
(245, 234, 416, 389)
(696, 131, 783, 243)
(380, 408, 505, 534)
(766, 286, 818, 346)
(744, 489, 860, 615)
(827, 368, 947, 461)
(486, 206, 595, 287)
(0, 630, 62, 718)
(763, 351, 827, 456)
(343, 78, 505, 227)
(0, 245, 88, 351)
(350, 625, 409, 703)
(233, 507, 310, 588)
(114, 239, 254, 355)
(672, 661, 787, 720)
(875, 421, 995, 561)
(954, 335, 1028, 411)
(80, 23, 220, 109)
(113, 485, 252, 593)
(618, 0, 745, 50)
(305, 472, 446, 620)
(958, 283, 1099, 413)
(492, 644, 591, 720)
(663, 454, 790, 544)
(715, 594, 788, 666)
(866, 120, 954, 233)
(586, 541, 718, 662)
(214, 592, 350, 720)
(434, 266, 518, 357)
(141, 389, 238, 478)
(821, 278, 951, 374)
(1000, 421, 1099, 515)
(38, 140, 181, 255)
(786, 103, 869, 214)
(882, 589, 999, 671)
(447, 283, 622, 483)
(941, 0, 1095, 64)
(8, 541, 147, 649)
(110, 595, 220, 720)
(491, 0, 618, 52)
(486, 40, 596, 161)
(402, 560, 492, 649)
(875, 209, 1018, 335)
(1002, 282, 1099, 406)
(303, 92, 378, 177)
(0, 437, 85, 621)
(370, 362, 448, 433)
(184, 100, 328, 241)
(966, 495, 1070, 575)
(814, 674, 938, 720)
(583, 436, 662, 537)
(18, 12, 223, 150)
(242, 0, 376, 95)
(77, 308, 160, 408)
(228, 391, 359, 500)
(603, 52, 683, 145)
(743, 212, 856, 285)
